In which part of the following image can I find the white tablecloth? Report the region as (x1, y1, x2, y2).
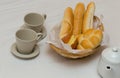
(0, 0, 119, 78)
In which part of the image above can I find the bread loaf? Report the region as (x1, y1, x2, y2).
(59, 7, 74, 43)
(67, 2, 85, 49)
(59, 2, 103, 50)
(73, 2, 85, 35)
(77, 29, 103, 50)
(82, 2, 95, 33)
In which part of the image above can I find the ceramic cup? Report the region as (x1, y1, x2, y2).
(16, 29, 43, 54)
(23, 13, 46, 32)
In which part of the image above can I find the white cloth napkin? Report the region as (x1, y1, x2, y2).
(47, 23, 109, 54)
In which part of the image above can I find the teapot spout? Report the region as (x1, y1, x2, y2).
(106, 66, 111, 70)
(104, 66, 114, 78)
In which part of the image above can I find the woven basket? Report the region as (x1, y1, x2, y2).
(48, 16, 108, 59)
(49, 43, 101, 59)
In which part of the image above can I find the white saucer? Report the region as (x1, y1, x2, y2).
(21, 25, 47, 40)
(11, 43, 40, 59)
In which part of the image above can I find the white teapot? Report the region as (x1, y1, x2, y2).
(97, 47, 120, 78)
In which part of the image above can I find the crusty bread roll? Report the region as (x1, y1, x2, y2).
(73, 2, 85, 35)
(77, 29, 103, 50)
(82, 2, 95, 33)
(59, 7, 74, 43)
(59, 2, 103, 50)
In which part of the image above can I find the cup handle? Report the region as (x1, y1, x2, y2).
(37, 33, 43, 42)
(42, 14, 47, 20)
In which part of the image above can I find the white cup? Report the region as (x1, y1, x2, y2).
(16, 29, 42, 54)
(24, 13, 46, 32)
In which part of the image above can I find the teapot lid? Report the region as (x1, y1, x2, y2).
(102, 47, 120, 64)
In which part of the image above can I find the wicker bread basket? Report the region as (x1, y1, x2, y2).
(50, 43, 101, 59)
(48, 16, 108, 59)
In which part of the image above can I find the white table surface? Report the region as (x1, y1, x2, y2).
(0, 0, 119, 78)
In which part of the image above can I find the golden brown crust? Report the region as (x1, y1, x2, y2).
(77, 29, 103, 50)
(67, 3, 85, 49)
(59, 2, 103, 50)
(73, 2, 85, 35)
(82, 2, 95, 33)
(59, 7, 74, 43)
(67, 35, 78, 49)
(77, 34, 84, 50)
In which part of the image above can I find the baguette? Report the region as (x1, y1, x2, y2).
(73, 2, 85, 35)
(59, 7, 74, 43)
(82, 2, 95, 33)
(67, 2, 85, 49)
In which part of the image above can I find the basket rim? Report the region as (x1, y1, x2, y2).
(49, 43, 101, 59)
